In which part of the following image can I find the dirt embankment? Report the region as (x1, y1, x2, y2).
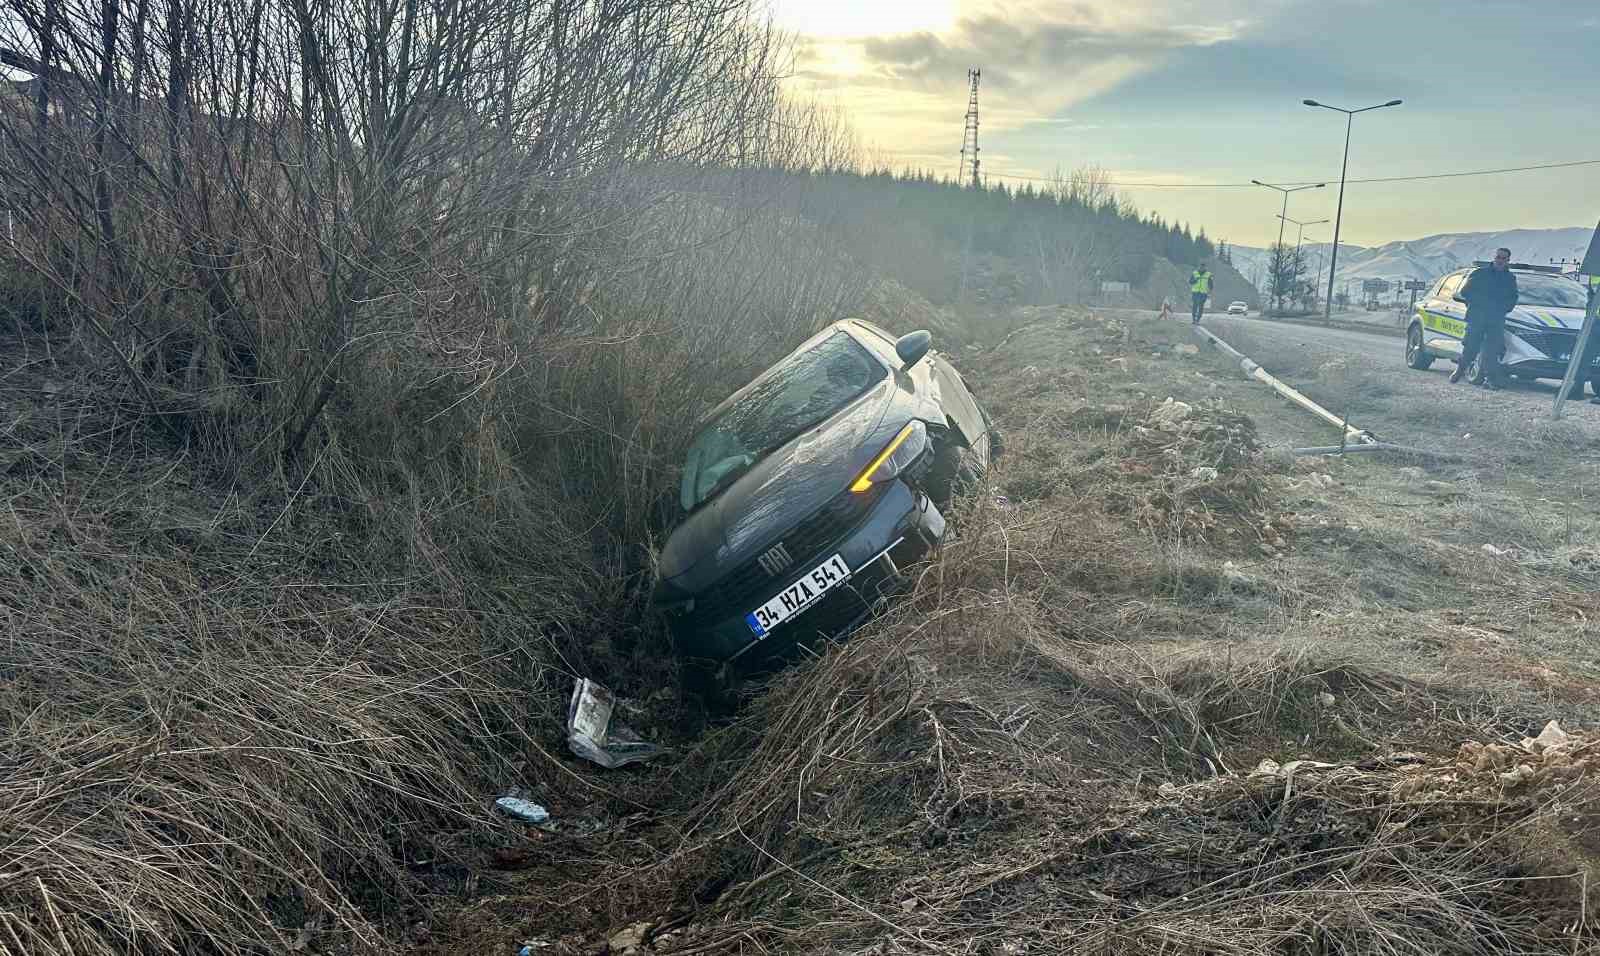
(421, 307, 1600, 956)
(9, 292, 1600, 955)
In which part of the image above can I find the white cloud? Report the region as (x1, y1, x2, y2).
(783, 1, 1263, 166)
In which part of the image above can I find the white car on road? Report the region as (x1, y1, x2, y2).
(1226, 301, 1248, 315)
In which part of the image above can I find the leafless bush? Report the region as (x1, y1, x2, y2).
(0, 353, 592, 955)
(0, 0, 857, 474)
(0, 0, 875, 950)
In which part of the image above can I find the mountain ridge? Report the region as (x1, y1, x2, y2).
(1230, 225, 1594, 291)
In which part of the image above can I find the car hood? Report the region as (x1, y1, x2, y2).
(658, 380, 905, 591)
(1509, 304, 1588, 331)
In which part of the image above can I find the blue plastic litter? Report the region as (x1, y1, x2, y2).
(494, 797, 550, 824)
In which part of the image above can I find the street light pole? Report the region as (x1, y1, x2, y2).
(1304, 97, 1403, 323)
(1252, 179, 1325, 313)
(1303, 237, 1324, 309)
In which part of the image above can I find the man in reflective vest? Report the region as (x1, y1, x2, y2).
(1189, 264, 1214, 324)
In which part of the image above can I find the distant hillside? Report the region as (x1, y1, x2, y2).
(798, 168, 1239, 310)
(1232, 226, 1594, 290)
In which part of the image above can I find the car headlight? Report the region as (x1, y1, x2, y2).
(850, 421, 929, 493)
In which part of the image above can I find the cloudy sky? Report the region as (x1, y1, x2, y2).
(769, 0, 1600, 249)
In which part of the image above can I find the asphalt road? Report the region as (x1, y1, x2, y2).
(1202, 312, 1594, 403)
(1203, 314, 1401, 368)
(1189, 309, 1600, 468)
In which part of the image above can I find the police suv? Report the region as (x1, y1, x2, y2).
(1404, 262, 1598, 394)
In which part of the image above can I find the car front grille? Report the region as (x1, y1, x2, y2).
(696, 483, 887, 622)
(1514, 328, 1576, 359)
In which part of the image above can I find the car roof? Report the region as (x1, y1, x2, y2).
(1470, 260, 1564, 274)
(1447, 263, 1575, 278)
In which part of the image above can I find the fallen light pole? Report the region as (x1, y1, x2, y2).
(1193, 324, 1465, 460)
(1192, 324, 1373, 446)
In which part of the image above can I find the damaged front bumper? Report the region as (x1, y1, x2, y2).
(665, 478, 945, 667)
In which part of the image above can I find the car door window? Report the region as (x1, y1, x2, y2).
(1434, 275, 1462, 302)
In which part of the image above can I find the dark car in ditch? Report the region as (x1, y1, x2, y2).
(654, 319, 999, 677)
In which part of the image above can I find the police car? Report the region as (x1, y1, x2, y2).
(1405, 262, 1598, 394)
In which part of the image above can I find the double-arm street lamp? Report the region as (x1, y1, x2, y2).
(1252, 180, 1324, 312)
(1278, 215, 1329, 257)
(1251, 180, 1325, 252)
(1304, 98, 1403, 321)
(1279, 215, 1329, 308)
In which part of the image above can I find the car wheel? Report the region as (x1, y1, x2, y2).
(683, 659, 739, 716)
(986, 426, 1005, 462)
(1567, 377, 1587, 400)
(1590, 370, 1600, 398)
(1404, 324, 1433, 370)
(926, 440, 984, 506)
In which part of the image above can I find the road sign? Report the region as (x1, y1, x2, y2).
(1403, 280, 1427, 291)
(1581, 219, 1600, 276)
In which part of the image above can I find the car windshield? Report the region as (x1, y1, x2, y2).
(679, 332, 885, 511)
(1516, 273, 1589, 309)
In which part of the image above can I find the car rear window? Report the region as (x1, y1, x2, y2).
(679, 332, 886, 511)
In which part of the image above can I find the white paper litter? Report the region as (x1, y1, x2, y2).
(567, 678, 666, 769)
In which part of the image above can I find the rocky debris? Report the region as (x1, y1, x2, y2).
(607, 921, 653, 955)
(1257, 513, 1295, 554)
(1148, 398, 1193, 430)
(1293, 472, 1337, 490)
(1161, 723, 1599, 808)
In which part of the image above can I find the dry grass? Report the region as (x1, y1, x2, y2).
(0, 349, 580, 954)
(422, 308, 1600, 956)
(612, 497, 1599, 955)
(8, 281, 1600, 956)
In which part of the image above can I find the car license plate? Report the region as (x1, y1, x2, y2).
(746, 553, 851, 637)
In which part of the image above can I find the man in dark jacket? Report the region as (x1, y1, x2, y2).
(1451, 247, 1519, 388)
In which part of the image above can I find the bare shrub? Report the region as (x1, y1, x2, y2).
(0, 0, 874, 950)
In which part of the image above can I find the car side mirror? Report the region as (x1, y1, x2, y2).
(895, 330, 931, 369)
